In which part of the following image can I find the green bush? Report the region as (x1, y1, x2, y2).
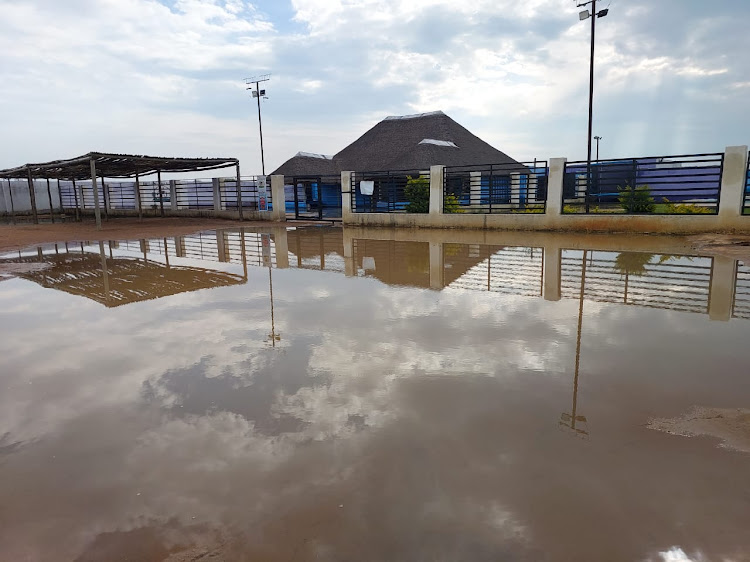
(404, 175, 429, 213)
(660, 198, 713, 214)
(444, 193, 463, 213)
(618, 184, 655, 213)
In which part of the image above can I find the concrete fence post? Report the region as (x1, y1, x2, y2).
(429, 165, 444, 215)
(343, 227, 355, 276)
(717, 145, 748, 223)
(270, 175, 286, 221)
(546, 158, 567, 217)
(341, 171, 353, 221)
(543, 242, 562, 301)
(170, 180, 178, 212)
(274, 228, 290, 268)
(212, 178, 221, 215)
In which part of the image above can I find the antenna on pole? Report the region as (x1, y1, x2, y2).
(244, 73, 271, 176)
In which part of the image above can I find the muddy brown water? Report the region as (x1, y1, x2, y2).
(1, 226, 750, 562)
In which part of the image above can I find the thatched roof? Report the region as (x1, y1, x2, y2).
(272, 111, 523, 175)
(0, 152, 238, 180)
(272, 152, 338, 177)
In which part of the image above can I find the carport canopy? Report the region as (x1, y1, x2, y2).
(0, 151, 240, 228)
(0, 151, 239, 180)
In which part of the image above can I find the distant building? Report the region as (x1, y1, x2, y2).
(272, 110, 521, 176)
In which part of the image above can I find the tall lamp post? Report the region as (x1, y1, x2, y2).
(594, 135, 602, 162)
(578, 1, 608, 213)
(245, 74, 271, 175)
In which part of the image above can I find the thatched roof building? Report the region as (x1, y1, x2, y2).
(272, 111, 521, 175)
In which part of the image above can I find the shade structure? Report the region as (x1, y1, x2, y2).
(0, 151, 239, 180)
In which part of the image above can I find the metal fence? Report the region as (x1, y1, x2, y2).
(220, 177, 269, 211)
(443, 161, 548, 214)
(174, 179, 214, 210)
(561, 250, 713, 314)
(733, 262, 750, 319)
(562, 153, 724, 214)
(446, 246, 544, 295)
(744, 151, 750, 216)
(351, 170, 427, 213)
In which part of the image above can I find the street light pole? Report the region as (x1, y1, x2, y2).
(245, 74, 271, 176)
(594, 135, 602, 162)
(578, 1, 608, 213)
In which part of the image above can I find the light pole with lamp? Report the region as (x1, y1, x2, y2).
(594, 135, 602, 162)
(578, 1, 608, 213)
(245, 74, 271, 175)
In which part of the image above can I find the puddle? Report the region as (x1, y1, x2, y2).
(1, 227, 750, 561)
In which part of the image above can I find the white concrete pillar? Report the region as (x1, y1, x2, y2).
(429, 241, 444, 290)
(170, 180, 178, 212)
(89, 158, 102, 229)
(470, 170, 481, 210)
(212, 178, 222, 214)
(717, 145, 748, 220)
(271, 175, 286, 221)
(341, 171, 353, 220)
(543, 243, 562, 301)
(546, 158, 567, 217)
(510, 172, 522, 208)
(709, 256, 738, 322)
(429, 165, 444, 215)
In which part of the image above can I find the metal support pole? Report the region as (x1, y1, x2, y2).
(90, 157, 102, 230)
(135, 172, 142, 220)
(256, 84, 266, 176)
(585, 0, 597, 214)
(101, 177, 109, 221)
(236, 162, 243, 220)
(157, 170, 165, 217)
(72, 179, 80, 221)
(46, 178, 55, 223)
(26, 167, 39, 224)
(56, 179, 63, 221)
(6, 179, 16, 224)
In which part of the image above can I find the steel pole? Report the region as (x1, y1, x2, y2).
(256, 82, 266, 176)
(585, 0, 596, 214)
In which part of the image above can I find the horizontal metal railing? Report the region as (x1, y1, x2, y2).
(561, 250, 713, 314)
(105, 181, 137, 210)
(443, 161, 548, 214)
(351, 170, 427, 213)
(174, 179, 214, 210)
(220, 176, 269, 211)
(446, 246, 544, 295)
(733, 263, 750, 319)
(562, 153, 724, 214)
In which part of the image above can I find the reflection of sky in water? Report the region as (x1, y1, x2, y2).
(1, 230, 750, 561)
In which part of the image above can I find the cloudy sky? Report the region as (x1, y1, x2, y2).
(1, 0, 748, 174)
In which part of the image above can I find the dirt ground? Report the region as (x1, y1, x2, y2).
(688, 233, 750, 265)
(0, 216, 330, 252)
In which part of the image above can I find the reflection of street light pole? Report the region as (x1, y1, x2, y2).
(267, 265, 281, 347)
(578, 2, 609, 213)
(560, 250, 589, 436)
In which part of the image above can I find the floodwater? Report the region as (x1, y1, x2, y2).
(1, 226, 750, 562)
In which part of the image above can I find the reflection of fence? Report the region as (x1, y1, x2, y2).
(563, 154, 723, 214)
(733, 263, 750, 319)
(351, 170, 426, 213)
(447, 246, 544, 296)
(561, 250, 713, 314)
(443, 162, 548, 214)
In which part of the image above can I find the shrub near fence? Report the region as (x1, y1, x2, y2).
(562, 153, 724, 214)
(443, 161, 548, 214)
(351, 170, 427, 213)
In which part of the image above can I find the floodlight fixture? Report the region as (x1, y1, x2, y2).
(597, 8, 608, 17)
(579, 10, 590, 20)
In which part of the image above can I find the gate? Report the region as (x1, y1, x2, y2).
(286, 175, 342, 220)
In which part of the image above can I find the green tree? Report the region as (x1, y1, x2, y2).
(618, 184, 655, 213)
(404, 175, 429, 213)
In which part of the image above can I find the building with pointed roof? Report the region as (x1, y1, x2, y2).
(272, 110, 522, 176)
